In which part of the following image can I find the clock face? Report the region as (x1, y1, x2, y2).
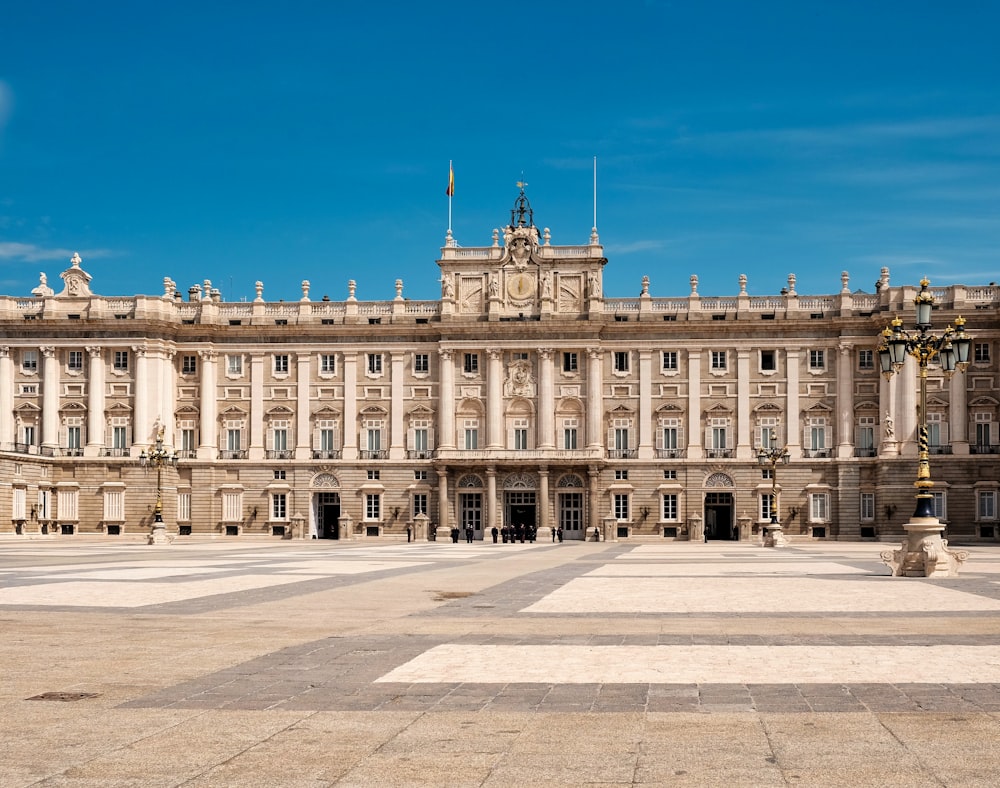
(510, 273, 534, 299)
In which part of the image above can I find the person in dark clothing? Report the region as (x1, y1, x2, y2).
(451, 527, 460, 543)
(465, 526, 474, 543)
(491, 526, 499, 543)
(557, 527, 563, 542)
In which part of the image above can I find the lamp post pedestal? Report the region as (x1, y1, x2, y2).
(148, 515, 170, 545)
(880, 515, 968, 577)
(762, 520, 787, 547)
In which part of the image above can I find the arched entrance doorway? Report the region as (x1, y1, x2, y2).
(556, 473, 586, 540)
(311, 472, 341, 539)
(503, 471, 538, 541)
(703, 471, 737, 541)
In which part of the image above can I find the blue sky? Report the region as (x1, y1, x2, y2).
(2, 1, 998, 302)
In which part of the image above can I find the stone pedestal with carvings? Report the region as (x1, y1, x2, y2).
(880, 517, 968, 577)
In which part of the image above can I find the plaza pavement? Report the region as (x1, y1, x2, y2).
(2, 534, 1000, 786)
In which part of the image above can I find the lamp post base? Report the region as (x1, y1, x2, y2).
(147, 520, 171, 546)
(880, 517, 968, 577)
(762, 524, 787, 547)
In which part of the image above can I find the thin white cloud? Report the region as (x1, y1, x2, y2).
(0, 243, 113, 264)
(607, 239, 668, 255)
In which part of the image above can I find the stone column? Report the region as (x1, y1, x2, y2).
(342, 352, 358, 460)
(898, 354, 918, 456)
(586, 349, 603, 450)
(249, 353, 265, 460)
(785, 348, 801, 458)
(686, 349, 703, 459)
(295, 353, 311, 459)
(638, 349, 653, 459)
(486, 466, 497, 535)
(390, 351, 405, 459)
(950, 370, 969, 454)
(0, 347, 14, 448)
(837, 343, 854, 458)
(132, 346, 149, 454)
(438, 349, 455, 449)
(41, 346, 60, 452)
(537, 468, 551, 540)
(436, 467, 450, 538)
(537, 348, 555, 449)
(587, 465, 601, 532)
(86, 346, 105, 457)
(197, 349, 218, 459)
(487, 347, 503, 448)
(736, 349, 751, 459)
(160, 350, 176, 447)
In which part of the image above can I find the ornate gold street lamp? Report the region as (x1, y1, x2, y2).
(877, 278, 972, 576)
(139, 428, 178, 545)
(757, 429, 790, 547)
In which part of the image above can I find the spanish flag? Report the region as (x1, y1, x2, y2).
(446, 163, 454, 197)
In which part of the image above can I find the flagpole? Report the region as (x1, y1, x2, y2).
(448, 159, 453, 233)
(593, 156, 597, 229)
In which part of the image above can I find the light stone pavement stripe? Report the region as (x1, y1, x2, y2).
(376, 644, 1000, 684)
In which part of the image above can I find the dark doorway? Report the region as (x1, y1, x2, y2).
(704, 492, 735, 540)
(318, 492, 341, 539)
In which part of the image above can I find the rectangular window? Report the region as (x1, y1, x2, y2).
(860, 492, 875, 521)
(67, 350, 83, 371)
(274, 470, 286, 480)
(367, 353, 383, 375)
(22, 350, 38, 372)
(227, 355, 243, 375)
(177, 491, 191, 522)
(181, 355, 197, 374)
(272, 427, 288, 452)
(180, 429, 195, 452)
(613, 351, 629, 372)
(320, 354, 336, 374)
(663, 470, 677, 480)
(464, 426, 479, 450)
(932, 491, 946, 520)
(367, 469, 380, 480)
(66, 426, 82, 450)
(113, 351, 128, 371)
(614, 469, 629, 480)
(810, 420, 827, 451)
(761, 493, 775, 521)
(712, 425, 727, 450)
(927, 414, 942, 448)
(564, 426, 578, 450)
(760, 350, 776, 371)
(367, 429, 382, 452)
(414, 470, 428, 481)
(809, 349, 825, 370)
(662, 351, 678, 371)
(662, 494, 678, 521)
(662, 426, 678, 450)
(413, 353, 429, 373)
(563, 352, 578, 372)
(614, 427, 630, 452)
(413, 428, 428, 452)
(320, 428, 335, 452)
(975, 418, 992, 447)
(22, 425, 35, 446)
(226, 429, 241, 452)
(514, 427, 528, 450)
(858, 349, 874, 370)
(112, 425, 128, 449)
(711, 350, 726, 370)
(272, 493, 287, 520)
(412, 493, 428, 517)
(979, 491, 997, 520)
(614, 494, 629, 521)
(463, 353, 479, 374)
(974, 343, 990, 363)
(273, 354, 289, 374)
(810, 493, 830, 521)
(365, 494, 381, 521)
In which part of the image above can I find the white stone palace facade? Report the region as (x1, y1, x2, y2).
(1, 191, 999, 542)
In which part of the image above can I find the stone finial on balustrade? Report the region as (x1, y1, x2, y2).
(188, 284, 201, 302)
(347, 280, 357, 300)
(787, 273, 797, 296)
(689, 275, 699, 296)
(880, 267, 890, 290)
(254, 281, 264, 302)
(162, 277, 176, 300)
(641, 275, 650, 296)
(739, 274, 747, 294)
(543, 227, 551, 246)
(841, 271, 850, 294)
(395, 279, 404, 300)
(590, 226, 600, 245)
(492, 229, 500, 247)
(301, 280, 310, 301)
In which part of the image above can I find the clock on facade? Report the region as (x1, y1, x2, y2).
(509, 273, 535, 299)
